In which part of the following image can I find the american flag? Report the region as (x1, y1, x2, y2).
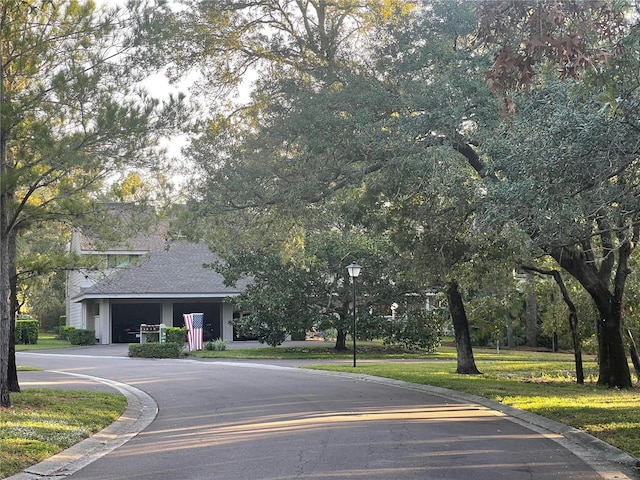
(183, 313, 204, 351)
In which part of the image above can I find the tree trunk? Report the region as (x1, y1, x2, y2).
(568, 310, 583, 384)
(8, 322, 18, 392)
(0, 111, 11, 405)
(446, 280, 481, 375)
(0, 192, 10, 407)
(595, 309, 631, 388)
(525, 273, 537, 347)
(550, 248, 631, 389)
(626, 328, 640, 383)
(506, 321, 515, 348)
(334, 329, 347, 351)
(8, 228, 19, 392)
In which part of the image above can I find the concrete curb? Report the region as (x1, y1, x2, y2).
(198, 360, 640, 479)
(310, 369, 640, 480)
(6, 372, 158, 480)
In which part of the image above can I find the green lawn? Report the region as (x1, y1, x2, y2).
(0, 389, 126, 479)
(5, 331, 122, 478)
(15, 332, 73, 352)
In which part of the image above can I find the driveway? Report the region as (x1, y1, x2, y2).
(13, 346, 639, 480)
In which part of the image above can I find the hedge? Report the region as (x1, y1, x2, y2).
(166, 327, 187, 344)
(56, 325, 76, 340)
(15, 320, 39, 345)
(67, 329, 96, 345)
(128, 342, 183, 358)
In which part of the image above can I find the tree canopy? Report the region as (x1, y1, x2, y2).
(175, 0, 640, 388)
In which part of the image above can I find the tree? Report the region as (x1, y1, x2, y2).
(180, 0, 492, 373)
(0, 0, 182, 407)
(215, 222, 428, 350)
(167, 0, 413, 108)
(17, 220, 69, 332)
(219, 248, 321, 347)
(177, 0, 640, 388)
(480, 81, 639, 388)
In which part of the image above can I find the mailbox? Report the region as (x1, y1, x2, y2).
(139, 324, 160, 344)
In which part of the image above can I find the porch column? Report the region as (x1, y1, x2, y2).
(221, 302, 234, 343)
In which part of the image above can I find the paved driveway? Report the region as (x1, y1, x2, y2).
(14, 347, 639, 480)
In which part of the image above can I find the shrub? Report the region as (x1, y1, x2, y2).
(67, 329, 96, 346)
(166, 327, 187, 344)
(128, 342, 183, 358)
(204, 339, 227, 351)
(15, 320, 39, 345)
(56, 325, 76, 340)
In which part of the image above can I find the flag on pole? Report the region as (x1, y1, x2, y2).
(183, 313, 204, 351)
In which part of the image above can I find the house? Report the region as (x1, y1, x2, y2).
(65, 207, 248, 344)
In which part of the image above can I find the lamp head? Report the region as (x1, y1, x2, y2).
(346, 263, 362, 278)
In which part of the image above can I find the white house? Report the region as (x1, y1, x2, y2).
(65, 209, 248, 344)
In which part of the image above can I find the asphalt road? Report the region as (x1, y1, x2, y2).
(13, 347, 639, 480)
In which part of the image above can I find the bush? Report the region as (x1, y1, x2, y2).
(128, 342, 183, 358)
(204, 339, 227, 351)
(56, 325, 75, 340)
(15, 320, 39, 345)
(67, 329, 96, 346)
(166, 327, 187, 344)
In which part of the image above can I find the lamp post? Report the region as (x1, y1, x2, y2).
(346, 263, 361, 368)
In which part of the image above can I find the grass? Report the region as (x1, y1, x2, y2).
(0, 389, 127, 479)
(15, 332, 73, 352)
(189, 341, 460, 360)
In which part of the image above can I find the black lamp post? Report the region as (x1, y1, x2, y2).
(346, 263, 362, 367)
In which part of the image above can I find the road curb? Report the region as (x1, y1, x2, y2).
(6, 372, 158, 480)
(311, 369, 640, 480)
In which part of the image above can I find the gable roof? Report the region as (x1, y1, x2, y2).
(73, 241, 249, 301)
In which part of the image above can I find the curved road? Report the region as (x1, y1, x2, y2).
(13, 347, 638, 480)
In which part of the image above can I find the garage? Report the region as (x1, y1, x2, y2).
(174, 302, 222, 342)
(112, 303, 162, 343)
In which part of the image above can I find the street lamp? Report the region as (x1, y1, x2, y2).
(346, 263, 362, 367)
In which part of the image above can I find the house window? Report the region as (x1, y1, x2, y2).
(106, 254, 140, 268)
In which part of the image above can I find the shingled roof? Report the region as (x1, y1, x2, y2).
(73, 241, 249, 301)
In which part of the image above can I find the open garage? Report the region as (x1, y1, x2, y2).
(111, 303, 162, 343)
